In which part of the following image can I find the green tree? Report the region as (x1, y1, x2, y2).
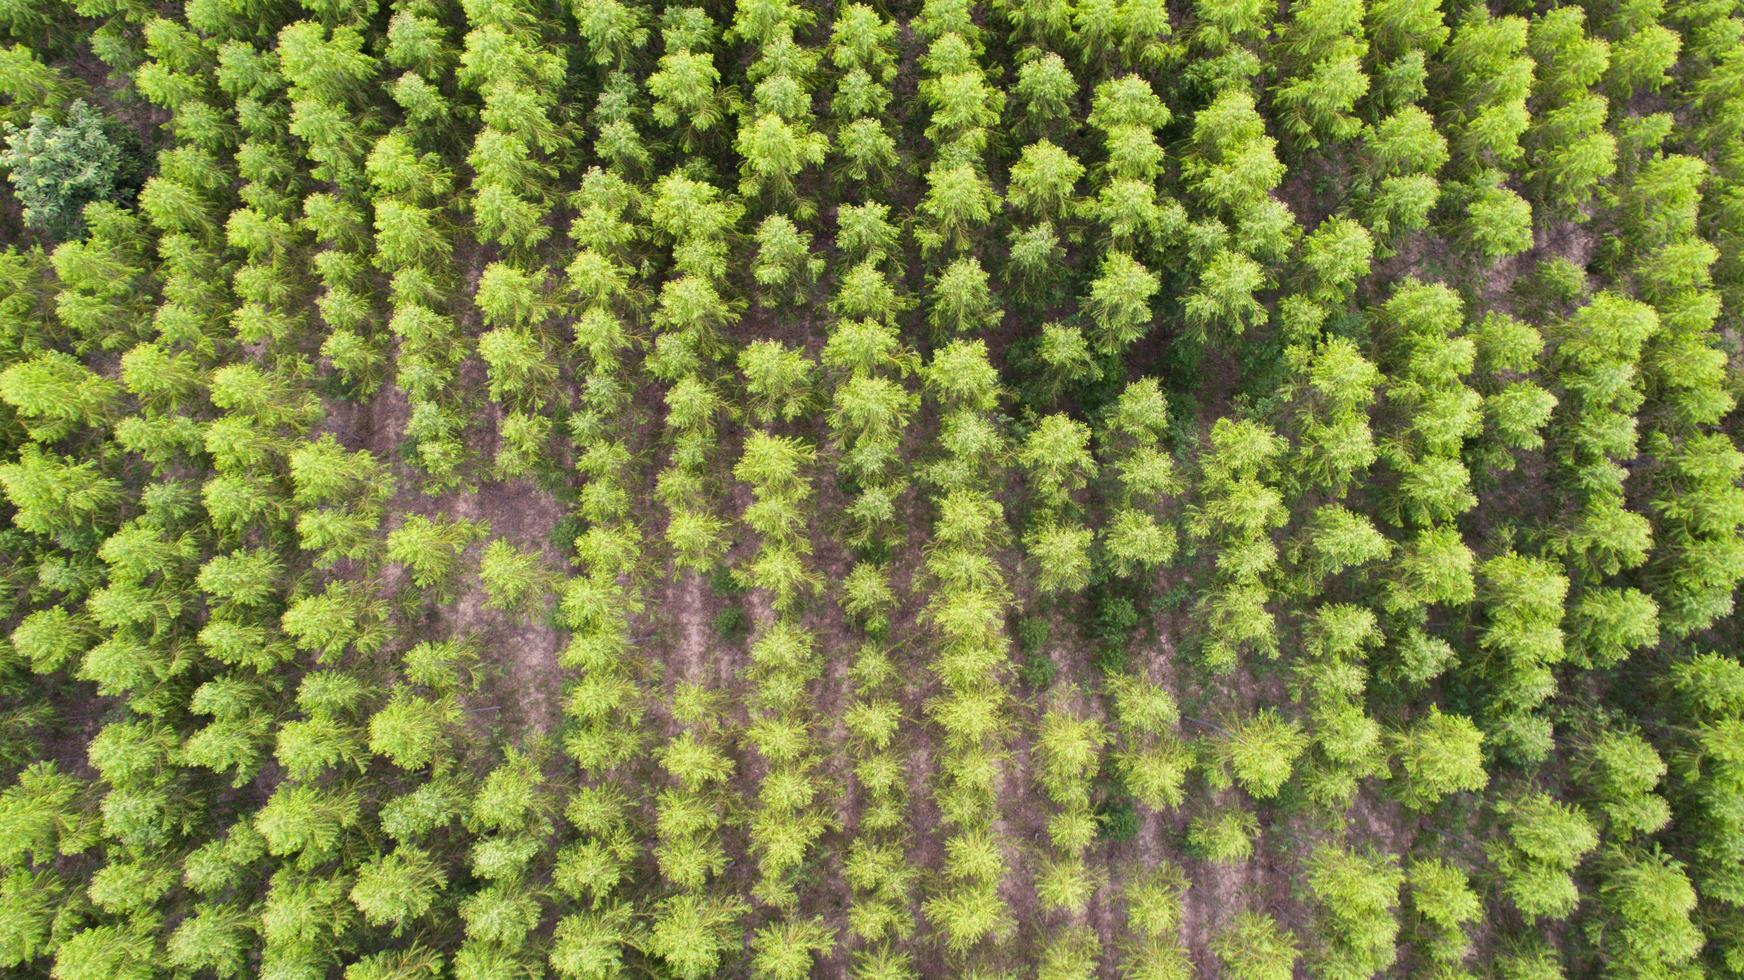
(1015, 51, 1075, 129)
(1007, 139, 1083, 218)
(387, 515, 488, 596)
(281, 581, 390, 661)
(1213, 910, 1298, 980)
(924, 339, 1002, 414)
(1588, 847, 1704, 978)
(1025, 522, 1094, 594)
(1081, 251, 1159, 353)
(549, 904, 636, 978)
(1359, 108, 1445, 242)
(1184, 249, 1267, 339)
(1574, 727, 1670, 840)
(368, 692, 457, 771)
(1406, 858, 1480, 966)
(165, 902, 253, 977)
(572, 0, 649, 66)
(1648, 433, 1744, 637)
(0, 761, 97, 866)
(927, 255, 1002, 337)
(479, 539, 559, 617)
(1189, 418, 1288, 670)
(479, 324, 559, 411)
(1270, 0, 1370, 148)
(350, 846, 447, 933)
(1297, 216, 1373, 304)
(1305, 844, 1403, 977)
(1, 101, 138, 239)
(834, 202, 900, 266)
(1292, 504, 1389, 587)
(1215, 709, 1307, 799)
(9, 606, 94, 674)
(1289, 336, 1381, 495)
(1474, 552, 1568, 763)
(1449, 171, 1534, 259)
(1667, 653, 1744, 912)
(1390, 707, 1487, 810)
(0, 445, 122, 538)
(1019, 414, 1095, 511)
(1384, 526, 1474, 616)
(0, 350, 118, 442)
(255, 782, 362, 867)
(1523, 8, 1616, 216)
(1436, 7, 1532, 171)
(1565, 587, 1658, 669)
(833, 117, 898, 184)
(647, 893, 748, 979)
(51, 922, 157, 980)
(738, 339, 814, 424)
(752, 215, 823, 305)
(1183, 89, 1284, 216)
(1487, 791, 1598, 921)
(648, 40, 729, 138)
(475, 262, 547, 330)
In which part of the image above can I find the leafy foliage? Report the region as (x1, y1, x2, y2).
(0, 1, 1739, 976)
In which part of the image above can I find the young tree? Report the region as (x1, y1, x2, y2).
(1188, 418, 1288, 671)
(0, 350, 118, 442)
(349, 846, 447, 933)
(1406, 858, 1480, 968)
(1109, 675, 1193, 811)
(1587, 847, 1704, 979)
(1486, 792, 1598, 921)
(1473, 552, 1569, 764)
(1007, 139, 1083, 219)
(1188, 806, 1259, 864)
(750, 917, 835, 980)
(386, 515, 488, 597)
(646, 891, 749, 979)
(1212, 709, 1307, 800)
(927, 256, 1002, 337)
(736, 113, 827, 201)
(915, 162, 1000, 255)
(1389, 706, 1487, 810)
(752, 215, 823, 306)
(1081, 251, 1159, 354)
(1213, 910, 1298, 980)
(1096, 378, 1180, 577)
(1270, 0, 1370, 148)
(1305, 844, 1404, 977)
